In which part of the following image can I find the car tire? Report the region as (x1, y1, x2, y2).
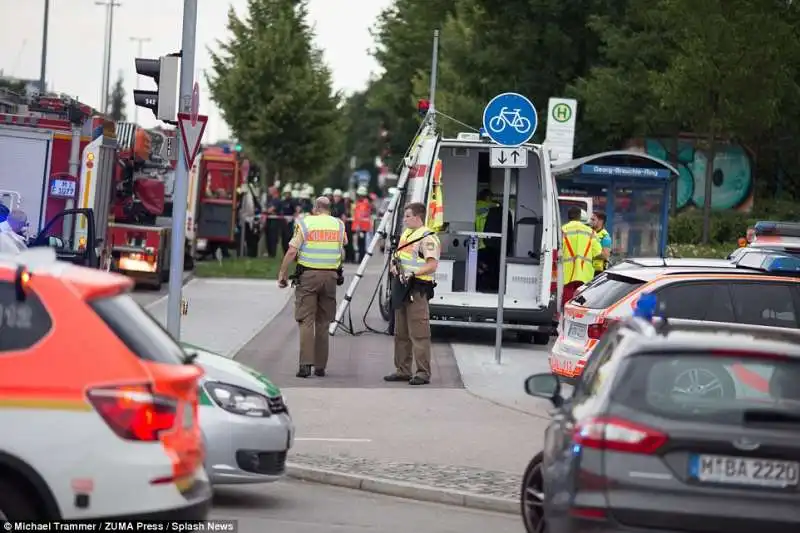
(0, 478, 40, 521)
(521, 451, 547, 533)
(533, 333, 550, 345)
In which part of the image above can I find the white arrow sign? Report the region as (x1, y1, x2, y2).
(490, 146, 528, 168)
(177, 113, 208, 170)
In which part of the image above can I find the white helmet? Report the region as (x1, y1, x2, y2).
(293, 182, 301, 190)
(580, 209, 589, 223)
(323, 187, 333, 196)
(333, 189, 342, 196)
(356, 185, 368, 196)
(282, 184, 292, 194)
(343, 191, 351, 199)
(291, 190, 300, 199)
(300, 190, 310, 199)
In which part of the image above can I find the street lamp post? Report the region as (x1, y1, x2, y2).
(39, 0, 50, 93)
(96, 0, 121, 113)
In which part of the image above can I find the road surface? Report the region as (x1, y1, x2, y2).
(211, 479, 522, 533)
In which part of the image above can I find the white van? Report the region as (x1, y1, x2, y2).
(379, 131, 562, 344)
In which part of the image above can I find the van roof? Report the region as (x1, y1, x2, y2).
(0, 249, 133, 300)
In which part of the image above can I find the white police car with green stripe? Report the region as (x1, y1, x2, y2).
(183, 343, 294, 484)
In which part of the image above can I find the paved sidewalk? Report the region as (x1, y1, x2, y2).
(146, 278, 291, 357)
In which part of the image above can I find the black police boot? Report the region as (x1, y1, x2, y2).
(296, 365, 311, 378)
(314, 368, 326, 377)
(383, 373, 411, 382)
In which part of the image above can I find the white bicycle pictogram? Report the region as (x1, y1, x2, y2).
(488, 107, 532, 134)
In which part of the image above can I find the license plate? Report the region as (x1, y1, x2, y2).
(692, 454, 800, 488)
(551, 357, 575, 374)
(568, 323, 587, 339)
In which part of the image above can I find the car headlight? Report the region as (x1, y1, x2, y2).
(205, 382, 270, 417)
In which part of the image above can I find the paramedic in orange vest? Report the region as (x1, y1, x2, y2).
(352, 186, 374, 262)
(278, 196, 347, 378)
(561, 206, 601, 306)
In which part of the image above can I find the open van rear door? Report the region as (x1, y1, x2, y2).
(558, 196, 593, 220)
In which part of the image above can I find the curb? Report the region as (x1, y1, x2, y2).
(285, 464, 518, 515)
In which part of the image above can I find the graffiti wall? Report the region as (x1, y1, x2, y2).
(626, 137, 754, 212)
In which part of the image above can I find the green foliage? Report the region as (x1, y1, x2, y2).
(108, 72, 127, 122)
(206, 0, 343, 186)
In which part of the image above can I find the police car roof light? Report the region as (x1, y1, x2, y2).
(633, 292, 658, 320)
(754, 221, 800, 238)
(733, 249, 800, 274)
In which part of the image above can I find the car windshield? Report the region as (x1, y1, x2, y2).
(90, 293, 185, 365)
(572, 273, 644, 309)
(612, 352, 800, 427)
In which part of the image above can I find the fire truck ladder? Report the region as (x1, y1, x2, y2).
(329, 113, 438, 336)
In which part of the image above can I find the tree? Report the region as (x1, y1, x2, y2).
(207, 0, 344, 185)
(108, 71, 127, 121)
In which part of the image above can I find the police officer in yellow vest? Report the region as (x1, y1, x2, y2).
(278, 196, 347, 378)
(589, 210, 612, 275)
(561, 206, 601, 305)
(384, 202, 440, 386)
(475, 188, 498, 250)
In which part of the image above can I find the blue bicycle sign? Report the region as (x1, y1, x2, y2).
(482, 93, 538, 146)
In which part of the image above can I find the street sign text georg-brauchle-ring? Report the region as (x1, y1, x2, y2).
(482, 92, 538, 147)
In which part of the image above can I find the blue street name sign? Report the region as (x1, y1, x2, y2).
(580, 164, 671, 179)
(482, 92, 538, 147)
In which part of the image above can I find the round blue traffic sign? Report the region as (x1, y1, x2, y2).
(482, 92, 538, 146)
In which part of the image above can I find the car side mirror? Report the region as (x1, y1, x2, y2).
(524, 373, 563, 408)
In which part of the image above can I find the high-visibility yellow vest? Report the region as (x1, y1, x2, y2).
(475, 200, 497, 250)
(426, 159, 445, 231)
(593, 228, 610, 273)
(562, 220, 598, 284)
(395, 226, 438, 282)
(296, 214, 344, 270)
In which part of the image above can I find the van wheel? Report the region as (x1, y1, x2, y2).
(533, 333, 551, 345)
(517, 332, 534, 344)
(0, 479, 40, 520)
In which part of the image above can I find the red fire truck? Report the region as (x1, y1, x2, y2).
(187, 145, 246, 260)
(0, 91, 116, 267)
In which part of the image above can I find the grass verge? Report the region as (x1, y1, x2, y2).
(667, 242, 738, 259)
(194, 256, 284, 279)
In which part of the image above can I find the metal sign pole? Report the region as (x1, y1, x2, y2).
(494, 167, 511, 364)
(166, 0, 198, 339)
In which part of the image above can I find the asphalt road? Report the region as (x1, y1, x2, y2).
(211, 479, 522, 533)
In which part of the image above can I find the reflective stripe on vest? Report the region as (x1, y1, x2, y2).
(593, 228, 609, 272)
(297, 215, 344, 269)
(395, 226, 438, 281)
(562, 221, 594, 284)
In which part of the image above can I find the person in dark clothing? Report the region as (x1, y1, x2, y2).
(265, 186, 281, 258)
(279, 187, 298, 254)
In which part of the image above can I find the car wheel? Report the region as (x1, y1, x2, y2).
(0, 479, 40, 520)
(521, 452, 547, 533)
(533, 333, 550, 345)
(669, 362, 737, 399)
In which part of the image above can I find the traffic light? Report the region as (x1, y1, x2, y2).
(133, 55, 179, 121)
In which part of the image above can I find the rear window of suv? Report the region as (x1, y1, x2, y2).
(612, 352, 800, 426)
(90, 294, 185, 365)
(573, 273, 644, 309)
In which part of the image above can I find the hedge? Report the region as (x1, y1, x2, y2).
(668, 200, 799, 245)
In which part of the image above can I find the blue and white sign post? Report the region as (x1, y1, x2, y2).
(482, 92, 539, 364)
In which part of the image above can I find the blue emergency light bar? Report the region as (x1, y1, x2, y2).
(733, 249, 800, 274)
(754, 221, 800, 238)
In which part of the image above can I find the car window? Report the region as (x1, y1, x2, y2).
(612, 352, 800, 427)
(0, 281, 53, 352)
(90, 293, 185, 364)
(657, 282, 736, 322)
(730, 282, 799, 329)
(573, 273, 644, 309)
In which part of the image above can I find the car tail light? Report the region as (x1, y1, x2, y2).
(587, 318, 617, 339)
(87, 385, 178, 441)
(574, 416, 667, 454)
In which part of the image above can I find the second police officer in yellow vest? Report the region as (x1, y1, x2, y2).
(561, 206, 602, 306)
(278, 196, 347, 378)
(384, 202, 440, 386)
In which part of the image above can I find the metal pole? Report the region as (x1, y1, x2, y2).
(428, 29, 439, 111)
(494, 167, 511, 364)
(96, 0, 120, 113)
(166, 0, 198, 339)
(39, 0, 49, 93)
(129, 37, 150, 124)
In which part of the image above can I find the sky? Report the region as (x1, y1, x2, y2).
(0, 0, 393, 142)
